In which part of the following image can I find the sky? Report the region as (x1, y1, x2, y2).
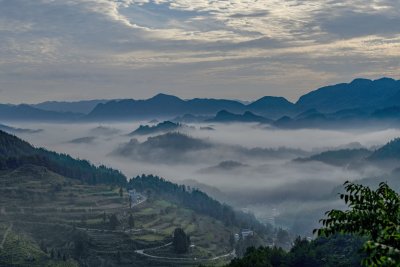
(0, 0, 399, 104)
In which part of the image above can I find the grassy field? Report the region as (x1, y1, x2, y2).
(0, 164, 237, 266)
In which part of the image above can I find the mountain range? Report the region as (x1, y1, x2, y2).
(32, 99, 111, 114)
(295, 137, 400, 170)
(1, 77, 399, 124)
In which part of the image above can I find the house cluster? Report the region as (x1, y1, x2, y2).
(128, 189, 143, 205)
(234, 229, 254, 241)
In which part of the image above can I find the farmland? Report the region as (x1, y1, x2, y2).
(0, 164, 237, 266)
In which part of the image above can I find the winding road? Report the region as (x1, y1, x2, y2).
(134, 242, 235, 262)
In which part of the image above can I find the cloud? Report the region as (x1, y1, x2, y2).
(0, 0, 399, 103)
(318, 11, 400, 38)
(10, 120, 400, 235)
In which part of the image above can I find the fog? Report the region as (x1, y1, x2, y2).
(6, 121, 400, 236)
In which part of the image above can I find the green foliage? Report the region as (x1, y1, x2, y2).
(173, 228, 190, 254)
(226, 235, 364, 267)
(128, 213, 135, 229)
(0, 130, 126, 185)
(73, 231, 89, 259)
(129, 174, 272, 236)
(229, 246, 287, 267)
(275, 229, 290, 249)
(109, 214, 119, 230)
(235, 235, 265, 258)
(315, 181, 400, 266)
(368, 138, 400, 161)
(0, 131, 35, 157)
(297, 148, 371, 166)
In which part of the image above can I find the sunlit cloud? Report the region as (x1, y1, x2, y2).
(0, 0, 399, 103)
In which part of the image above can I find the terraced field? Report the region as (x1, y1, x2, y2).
(0, 165, 237, 266)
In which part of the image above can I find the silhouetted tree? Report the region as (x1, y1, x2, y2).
(73, 232, 89, 259)
(173, 228, 190, 254)
(128, 213, 134, 229)
(109, 214, 119, 230)
(315, 181, 400, 266)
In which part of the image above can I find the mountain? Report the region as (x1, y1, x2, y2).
(0, 130, 37, 157)
(370, 106, 400, 120)
(0, 123, 42, 134)
(114, 132, 212, 163)
(87, 94, 297, 121)
(208, 110, 272, 123)
(0, 130, 272, 266)
(0, 130, 126, 185)
(199, 160, 249, 173)
(86, 94, 188, 120)
(247, 96, 296, 119)
(128, 121, 183, 136)
(296, 78, 400, 112)
(273, 109, 331, 129)
(0, 104, 82, 121)
(86, 78, 400, 121)
(2, 77, 400, 123)
(67, 136, 97, 144)
(272, 106, 396, 130)
(32, 99, 111, 114)
(294, 148, 371, 167)
(0, 162, 268, 266)
(87, 94, 248, 120)
(186, 98, 246, 114)
(89, 125, 121, 136)
(172, 113, 211, 123)
(295, 138, 400, 169)
(368, 138, 400, 162)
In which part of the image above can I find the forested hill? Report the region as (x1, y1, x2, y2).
(0, 130, 36, 157)
(0, 130, 127, 185)
(129, 174, 272, 236)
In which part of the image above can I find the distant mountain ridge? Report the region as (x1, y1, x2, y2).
(295, 137, 400, 170)
(0, 104, 82, 121)
(86, 94, 250, 120)
(208, 110, 272, 123)
(32, 99, 112, 114)
(297, 77, 400, 112)
(1, 77, 399, 123)
(87, 77, 400, 121)
(85, 94, 298, 120)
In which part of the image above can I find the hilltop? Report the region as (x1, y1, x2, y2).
(0, 130, 273, 266)
(128, 121, 184, 136)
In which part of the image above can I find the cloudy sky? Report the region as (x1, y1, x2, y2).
(1, 0, 399, 103)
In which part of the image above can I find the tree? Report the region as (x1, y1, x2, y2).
(228, 246, 287, 267)
(229, 233, 236, 249)
(116, 251, 121, 264)
(173, 228, 190, 254)
(315, 181, 400, 266)
(73, 232, 89, 259)
(119, 187, 123, 197)
(276, 228, 291, 249)
(128, 213, 134, 229)
(109, 214, 119, 230)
